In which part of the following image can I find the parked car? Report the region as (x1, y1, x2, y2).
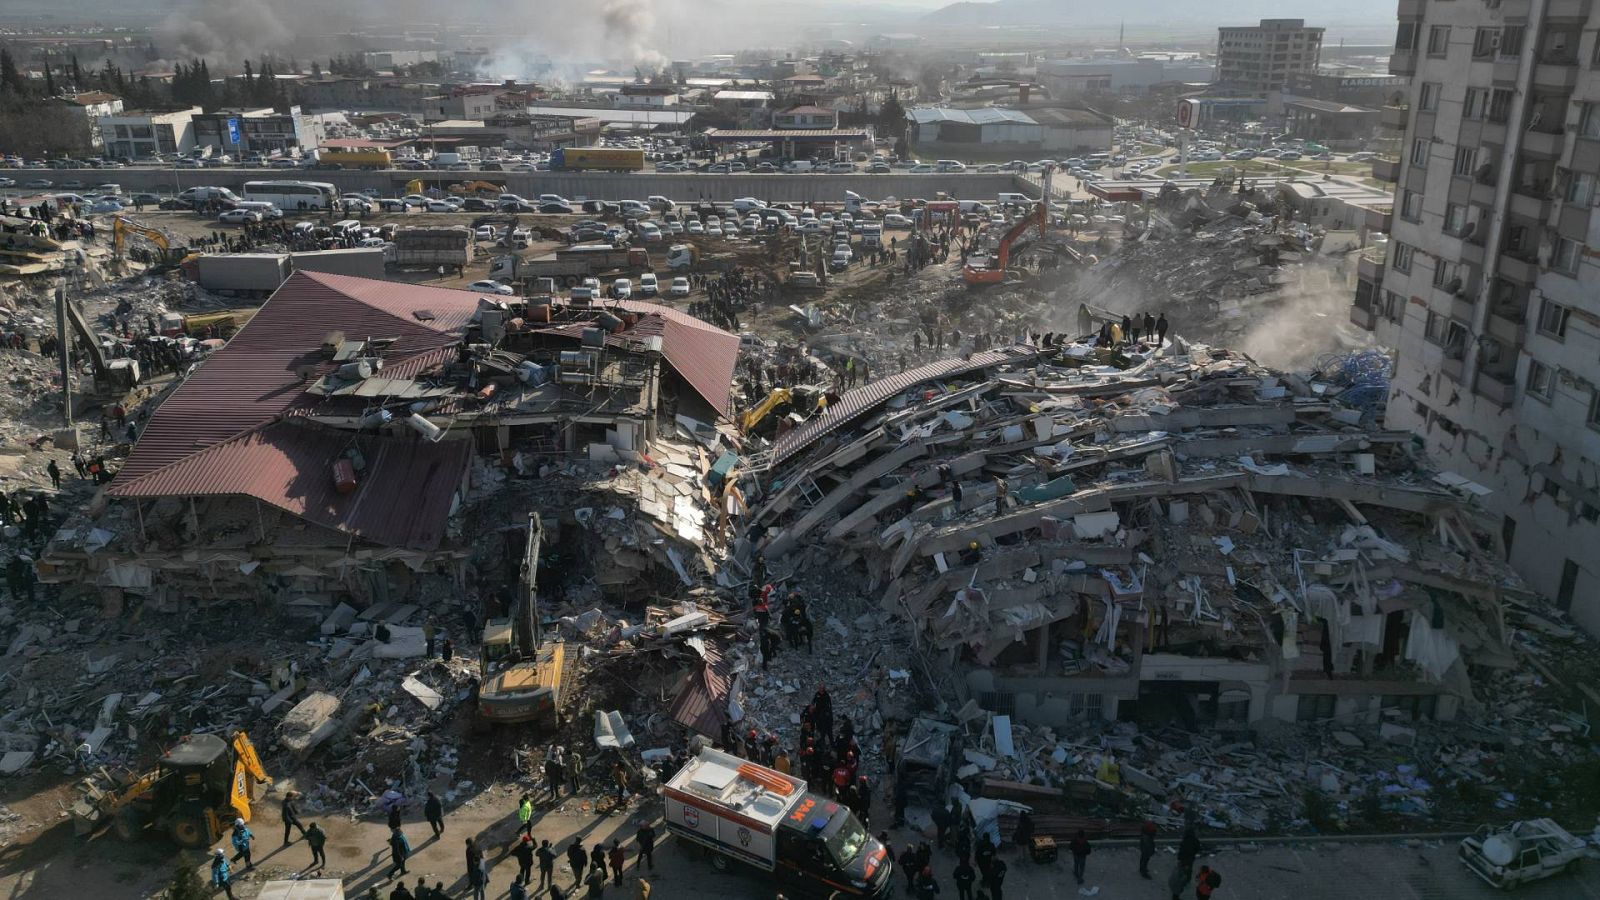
(670, 276, 690, 297)
(639, 272, 659, 296)
(538, 201, 573, 214)
(218, 208, 260, 224)
(468, 279, 516, 296)
(612, 277, 633, 299)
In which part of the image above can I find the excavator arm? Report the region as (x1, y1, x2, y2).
(227, 731, 269, 822)
(994, 201, 1048, 271)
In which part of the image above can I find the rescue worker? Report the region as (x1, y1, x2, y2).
(230, 817, 254, 870)
(211, 848, 237, 900)
(306, 821, 328, 869)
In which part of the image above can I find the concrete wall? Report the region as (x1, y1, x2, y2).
(37, 168, 1028, 204)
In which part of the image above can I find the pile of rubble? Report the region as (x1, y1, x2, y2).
(738, 330, 1599, 834)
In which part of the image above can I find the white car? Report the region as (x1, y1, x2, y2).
(669, 276, 690, 297)
(638, 222, 663, 242)
(468, 279, 515, 295)
(706, 224, 724, 237)
(686, 220, 704, 234)
(474, 226, 497, 241)
(612, 278, 633, 299)
(402, 194, 429, 207)
(218, 208, 260, 224)
(425, 199, 456, 212)
(639, 272, 659, 296)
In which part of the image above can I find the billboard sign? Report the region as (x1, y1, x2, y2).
(226, 117, 241, 145)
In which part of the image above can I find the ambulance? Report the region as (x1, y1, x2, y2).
(663, 747, 893, 897)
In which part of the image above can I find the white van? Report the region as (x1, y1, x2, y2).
(783, 160, 815, 173)
(997, 192, 1030, 207)
(234, 200, 283, 220)
(935, 159, 967, 172)
(330, 219, 362, 237)
(732, 197, 767, 213)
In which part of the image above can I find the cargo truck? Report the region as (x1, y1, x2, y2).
(195, 253, 291, 296)
(491, 244, 648, 287)
(664, 747, 893, 897)
(390, 226, 473, 272)
(550, 147, 646, 172)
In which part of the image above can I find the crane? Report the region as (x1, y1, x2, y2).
(962, 200, 1048, 286)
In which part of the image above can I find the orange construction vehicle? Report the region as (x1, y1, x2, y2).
(962, 201, 1048, 286)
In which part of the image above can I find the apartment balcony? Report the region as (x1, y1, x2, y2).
(1558, 202, 1591, 238)
(1381, 104, 1410, 131)
(1500, 252, 1540, 284)
(1390, 50, 1416, 76)
(1350, 300, 1377, 332)
(1510, 187, 1554, 222)
(1487, 307, 1528, 345)
(1534, 63, 1580, 91)
(1522, 127, 1566, 158)
(1492, 60, 1522, 85)
(1373, 157, 1401, 182)
(1476, 369, 1518, 407)
(1358, 252, 1385, 283)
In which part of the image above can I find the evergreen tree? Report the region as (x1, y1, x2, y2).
(311, 60, 322, 78)
(70, 56, 83, 92)
(0, 49, 24, 95)
(878, 90, 906, 138)
(243, 59, 254, 99)
(43, 59, 55, 97)
(196, 59, 213, 108)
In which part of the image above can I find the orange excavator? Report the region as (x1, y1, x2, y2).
(962, 200, 1048, 286)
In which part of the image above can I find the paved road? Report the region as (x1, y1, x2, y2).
(6, 780, 1598, 900)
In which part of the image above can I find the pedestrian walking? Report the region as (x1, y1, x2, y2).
(389, 825, 411, 877)
(211, 849, 237, 900)
(537, 838, 558, 889)
(1156, 312, 1169, 348)
(46, 460, 60, 490)
(230, 817, 254, 870)
(306, 821, 328, 869)
(1177, 826, 1201, 871)
(953, 856, 976, 900)
(509, 880, 528, 900)
(585, 867, 606, 899)
(467, 837, 487, 900)
(513, 834, 536, 885)
(568, 840, 588, 884)
(568, 748, 585, 795)
(916, 866, 940, 899)
(636, 821, 656, 871)
(1069, 830, 1092, 884)
(517, 792, 535, 837)
(281, 791, 306, 844)
(609, 839, 625, 886)
(591, 842, 608, 878)
(1168, 861, 1193, 900)
(1196, 866, 1220, 900)
(1139, 821, 1157, 878)
(981, 855, 1006, 900)
(425, 790, 444, 837)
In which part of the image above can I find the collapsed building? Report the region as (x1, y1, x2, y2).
(40, 271, 741, 609)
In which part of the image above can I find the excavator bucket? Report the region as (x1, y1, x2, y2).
(228, 731, 268, 822)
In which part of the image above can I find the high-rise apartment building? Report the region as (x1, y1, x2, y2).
(1214, 18, 1325, 96)
(1352, 0, 1600, 633)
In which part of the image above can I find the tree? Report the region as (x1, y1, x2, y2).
(164, 863, 207, 900)
(878, 90, 906, 138)
(0, 49, 25, 96)
(310, 60, 322, 78)
(43, 59, 55, 97)
(70, 56, 83, 92)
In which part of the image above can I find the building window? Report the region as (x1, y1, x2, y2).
(1443, 320, 1469, 358)
(1428, 25, 1451, 56)
(1501, 25, 1525, 58)
(1527, 359, 1555, 400)
(1453, 145, 1477, 176)
(1411, 138, 1430, 167)
(1296, 694, 1337, 721)
(1537, 298, 1571, 337)
(1396, 23, 1419, 52)
(1489, 88, 1514, 122)
(1445, 203, 1468, 234)
(1552, 237, 1582, 275)
(1563, 170, 1596, 206)
(1384, 290, 1405, 323)
(1473, 28, 1500, 58)
(1402, 189, 1423, 221)
(1432, 258, 1457, 289)
(1425, 310, 1445, 344)
(1581, 103, 1600, 138)
(1463, 88, 1488, 120)
(1393, 242, 1414, 272)
(1419, 82, 1440, 111)
(1589, 391, 1600, 431)
(1382, 694, 1439, 721)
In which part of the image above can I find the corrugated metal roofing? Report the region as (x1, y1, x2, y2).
(108, 272, 484, 548)
(769, 345, 1043, 468)
(611, 299, 740, 417)
(668, 642, 734, 736)
(908, 106, 1039, 126)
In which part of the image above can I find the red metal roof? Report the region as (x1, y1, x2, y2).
(610, 300, 740, 417)
(668, 642, 735, 736)
(108, 272, 483, 549)
(769, 345, 1044, 468)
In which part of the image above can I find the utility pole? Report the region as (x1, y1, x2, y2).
(54, 286, 73, 425)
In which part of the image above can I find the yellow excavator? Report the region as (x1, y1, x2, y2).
(112, 216, 194, 271)
(740, 387, 793, 433)
(71, 730, 269, 848)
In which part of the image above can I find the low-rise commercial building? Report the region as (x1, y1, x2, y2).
(192, 106, 324, 156)
(98, 106, 200, 159)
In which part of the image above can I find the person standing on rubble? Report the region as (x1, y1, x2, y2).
(305, 821, 328, 869)
(812, 686, 834, 745)
(211, 848, 237, 900)
(546, 748, 565, 802)
(992, 477, 1008, 517)
(1156, 312, 1169, 349)
(1069, 830, 1092, 884)
(759, 626, 780, 671)
(424, 790, 444, 837)
(229, 817, 255, 870)
(568, 747, 585, 796)
(281, 791, 307, 845)
(46, 460, 60, 491)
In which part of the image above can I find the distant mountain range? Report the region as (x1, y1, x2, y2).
(921, 0, 1398, 27)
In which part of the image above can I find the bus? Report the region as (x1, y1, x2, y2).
(241, 180, 340, 211)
